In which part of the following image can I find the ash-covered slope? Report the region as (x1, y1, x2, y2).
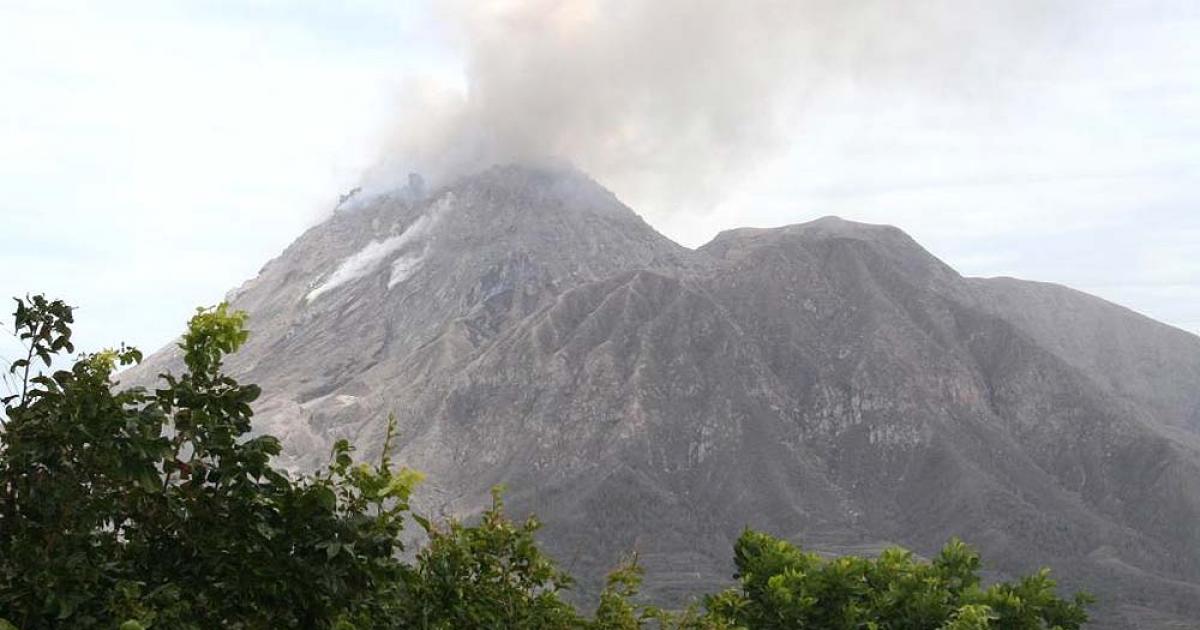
(133, 164, 700, 468)
(129, 165, 1200, 628)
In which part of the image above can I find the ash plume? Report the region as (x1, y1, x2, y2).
(368, 0, 1088, 214)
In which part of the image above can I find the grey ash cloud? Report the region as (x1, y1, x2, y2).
(370, 0, 1095, 206)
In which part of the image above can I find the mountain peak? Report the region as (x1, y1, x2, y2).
(287, 161, 689, 305)
(793, 214, 901, 237)
(439, 162, 642, 226)
(145, 162, 696, 400)
(705, 215, 905, 246)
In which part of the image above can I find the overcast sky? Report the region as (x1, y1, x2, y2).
(1, 0, 1197, 367)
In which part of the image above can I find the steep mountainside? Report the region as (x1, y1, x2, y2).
(128, 165, 1200, 628)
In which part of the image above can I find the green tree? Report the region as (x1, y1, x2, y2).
(0, 297, 418, 628)
(698, 530, 1092, 629)
(397, 487, 582, 629)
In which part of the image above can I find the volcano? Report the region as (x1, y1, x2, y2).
(131, 164, 1200, 628)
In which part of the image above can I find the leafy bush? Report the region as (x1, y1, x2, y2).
(0, 296, 1091, 629)
(700, 531, 1092, 629)
(0, 298, 417, 628)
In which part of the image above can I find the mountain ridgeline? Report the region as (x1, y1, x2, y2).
(131, 164, 1200, 628)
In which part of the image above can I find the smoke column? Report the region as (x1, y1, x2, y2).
(369, 0, 1089, 215)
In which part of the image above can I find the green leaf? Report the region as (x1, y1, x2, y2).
(314, 485, 337, 511)
(136, 467, 161, 492)
(55, 595, 77, 619)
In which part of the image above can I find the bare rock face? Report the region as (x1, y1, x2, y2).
(128, 164, 1200, 628)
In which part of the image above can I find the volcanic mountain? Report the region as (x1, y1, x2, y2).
(131, 164, 1200, 628)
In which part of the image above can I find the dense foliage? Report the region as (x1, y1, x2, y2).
(0, 296, 1091, 628)
(701, 532, 1092, 629)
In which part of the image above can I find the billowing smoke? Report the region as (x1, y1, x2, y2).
(368, 0, 1087, 214)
